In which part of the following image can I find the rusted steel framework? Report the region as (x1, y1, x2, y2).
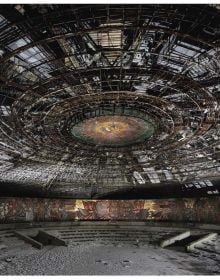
(0, 4, 220, 197)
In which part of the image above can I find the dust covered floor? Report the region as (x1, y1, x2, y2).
(0, 222, 219, 275)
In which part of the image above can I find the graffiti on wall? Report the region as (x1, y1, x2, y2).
(0, 197, 219, 224)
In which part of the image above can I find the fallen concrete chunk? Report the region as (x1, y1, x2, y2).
(14, 231, 43, 249)
(37, 230, 67, 246)
(186, 233, 218, 252)
(0, 244, 7, 250)
(160, 231, 191, 248)
(5, 257, 13, 262)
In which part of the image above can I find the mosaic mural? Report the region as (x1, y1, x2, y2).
(71, 115, 156, 147)
(0, 198, 219, 224)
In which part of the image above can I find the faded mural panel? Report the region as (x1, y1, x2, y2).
(0, 198, 219, 224)
(0, 198, 76, 223)
(73, 199, 220, 223)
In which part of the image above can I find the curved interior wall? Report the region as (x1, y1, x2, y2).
(0, 197, 219, 224)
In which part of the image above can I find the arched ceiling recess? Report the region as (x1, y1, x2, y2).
(0, 4, 220, 198)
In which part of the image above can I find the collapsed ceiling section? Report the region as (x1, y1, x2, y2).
(0, 4, 220, 197)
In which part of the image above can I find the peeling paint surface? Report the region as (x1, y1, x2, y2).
(0, 198, 219, 224)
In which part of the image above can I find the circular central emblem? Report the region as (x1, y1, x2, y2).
(71, 115, 155, 147)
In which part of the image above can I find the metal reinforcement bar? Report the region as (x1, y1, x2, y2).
(160, 231, 191, 248)
(186, 233, 218, 252)
(14, 231, 43, 249)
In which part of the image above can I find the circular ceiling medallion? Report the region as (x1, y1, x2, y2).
(71, 115, 155, 147)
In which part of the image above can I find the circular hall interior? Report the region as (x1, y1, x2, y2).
(0, 3, 219, 275)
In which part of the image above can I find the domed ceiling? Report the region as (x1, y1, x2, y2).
(0, 4, 220, 198)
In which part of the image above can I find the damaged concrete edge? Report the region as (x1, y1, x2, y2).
(37, 230, 67, 246)
(160, 231, 191, 248)
(14, 231, 43, 249)
(186, 233, 218, 252)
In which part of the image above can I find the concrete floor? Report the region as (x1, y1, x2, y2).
(0, 222, 219, 275)
(1, 242, 220, 275)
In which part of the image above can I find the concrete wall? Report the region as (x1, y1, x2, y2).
(0, 197, 219, 224)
